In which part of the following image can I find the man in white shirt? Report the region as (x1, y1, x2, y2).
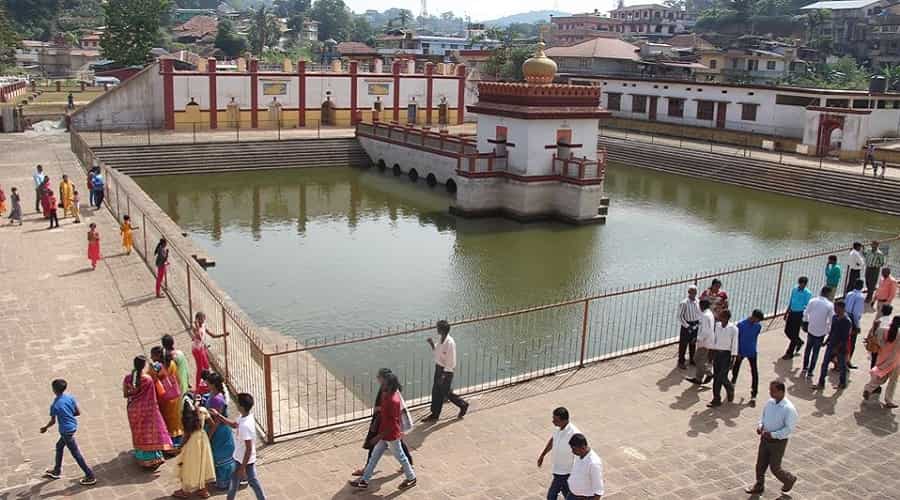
(846, 241, 865, 294)
(422, 320, 469, 422)
(801, 287, 834, 379)
(686, 299, 715, 385)
(677, 286, 702, 369)
(210, 392, 267, 500)
(707, 309, 739, 408)
(745, 380, 798, 495)
(33, 164, 45, 213)
(537, 407, 580, 500)
(566, 433, 604, 499)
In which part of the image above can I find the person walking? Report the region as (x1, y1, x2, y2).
(352, 368, 414, 477)
(707, 309, 738, 408)
(864, 241, 886, 303)
(422, 320, 469, 422)
(801, 287, 834, 379)
(872, 267, 898, 312)
(8, 187, 22, 225)
(700, 279, 729, 316)
(154, 238, 169, 298)
(815, 300, 852, 390)
(845, 279, 866, 370)
(868, 304, 895, 371)
(349, 372, 417, 490)
(566, 433, 604, 500)
(47, 191, 59, 229)
(864, 316, 900, 408)
(686, 299, 714, 385)
(91, 171, 105, 209)
(824, 255, 841, 301)
(677, 285, 702, 369)
(120, 215, 134, 255)
(87, 223, 101, 270)
(745, 380, 798, 495)
(0, 184, 5, 216)
(783, 277, 812, 359)
(846, 242, 865, 294)
(210, 393, 268, 499)
(59, 174, 75, 219)
(33, 164, 45, 213)
(537, 407, 580, 500)
(732, 309, 765, 404)
(863, 142, 876, 174)
(40, 379, 96, 486)
(71, 191, 81, 224)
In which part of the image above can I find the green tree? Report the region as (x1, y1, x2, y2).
(274, 0, 310, 17)
(310, 0, 352, 41)
(248, 6, 281, 54)
(100, 0, 168, 65)
(0, 6, 20, 71)
(483, 45, 532, 81)
(5, 0, 61, 40)
(397, 9, 411, 27)
(882, 65, 900, 90)
(214, 18, 247, 57)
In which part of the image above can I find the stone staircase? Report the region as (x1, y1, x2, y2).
(93, 138, 371, 177)
(599, 136, 900, 216)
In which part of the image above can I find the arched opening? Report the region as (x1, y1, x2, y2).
(321, 99, 335, 126)
(425, 173, 437, 187)
(392, 164, 402, 176)
(445, 179, 457, 194)
(815, 116, 844, 156)
(377, 159, 386, 171)
(408, 168, 419, 182)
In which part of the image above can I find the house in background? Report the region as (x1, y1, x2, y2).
(800, 0, 892, 63)
(336, 42, 380, 63)
(545, 37, 643, 77)
(547, 11, 621, 46)
(172, 16, 219, 45)
(608, 3, 694, 38)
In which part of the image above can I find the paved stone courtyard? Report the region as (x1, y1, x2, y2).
(1, 132, 898, 500)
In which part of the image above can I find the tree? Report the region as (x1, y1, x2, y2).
(350, 15, 373, 43)
(248, 6, 281, 54)
(882, 65, 900, 90)
(214, 18, 247, 57)
(274, 0, 310, 17)
(100, 0, 169, 66)
(397, 9, 411, 27)
(483, 45, 532, 81)
(310, 0, 352, 41)
(0, 6, 20, 71)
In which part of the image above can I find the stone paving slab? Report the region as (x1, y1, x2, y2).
(1, 131, 898, 500)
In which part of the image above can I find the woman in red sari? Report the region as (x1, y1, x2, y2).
(39, 177, 52, 218)
(123, 355, 173, 469)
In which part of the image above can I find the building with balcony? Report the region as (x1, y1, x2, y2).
(374, 31, 500, 61)
(547, 11, 622, 46)
(608, 3, 693, 38)
(800, 0, 891, 61)
(14, 40, 102, 77)
(545, 37, 643, 77)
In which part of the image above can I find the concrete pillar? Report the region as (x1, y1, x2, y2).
(208, 58, 218, 129)
(350, 61, 359, 125)
(392, 61, 401, 122)
(406, 59, 415, 74)
(297, 60, 306, 127)
(249, 58, 259, 128)
(161, 58, 175, 130)
(331, 59, 342, 72)
(456, 64, 467, 125)
(373, 58, 384, 73)
(425, 62, 434, 125)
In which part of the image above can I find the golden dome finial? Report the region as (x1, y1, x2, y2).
(522, 40, 557, 85)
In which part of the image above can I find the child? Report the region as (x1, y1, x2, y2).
(120, 214, 134, 254)
(8, 187, 22, 225)
(87, 223, 101, 270)
(40, 379, 96, 486)
(48, 192, 59, 229)
(172, 403, 216, 498)
(0, 184, 6, 215)
(71, 191, 81, 224)
(209, 393, 267, 500)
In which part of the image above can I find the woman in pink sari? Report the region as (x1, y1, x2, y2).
(123, 355, 174, 469)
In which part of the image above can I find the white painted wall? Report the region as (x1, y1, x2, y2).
(72, 62, 164, 129)
(357, 136, 459, 184)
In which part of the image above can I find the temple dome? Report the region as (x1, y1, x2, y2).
(522, 42, 557, 85)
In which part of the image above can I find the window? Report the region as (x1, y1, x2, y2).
(632, 95, 647, 113)
(741, 103, 757, 121)
(825, 98, 849, 107)
(580, 58, 591, 69)
(853, 99, 871, 109)
(668, 97, 684, 117)
(766, 61, 777, 70)
(606, 92, 621, 111)
(697, 100, 715, 120)
(747, 59, 758, 71)
(709, 59, 718, 69)
(775, 94, 819, 107)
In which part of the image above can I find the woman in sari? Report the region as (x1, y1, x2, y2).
(162, 334, 191, 395)
(123, 355, 173, 469)
(149, 345, 184, 449)
(40, 177, 52, 218)
(203, 372, 234, 490)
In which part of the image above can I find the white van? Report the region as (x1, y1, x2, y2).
(94, 76, 120, 87)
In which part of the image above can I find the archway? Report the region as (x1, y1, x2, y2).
(392, 164, 402, 176)
(377, 159, 386, 171)
(425, 173, 437, 187)
(445, 179, 457, 194)
(408, 168, 419, 182)
(321, 99, 335, 126)
(815, 115, 844, 156)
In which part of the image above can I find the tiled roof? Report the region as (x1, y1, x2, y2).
(336, 41, 377, 55)
(174, 15, 218, 38)
(801, 0, 880, 9)
(545, 37, 640, 61)
(667, 34, 716, 50)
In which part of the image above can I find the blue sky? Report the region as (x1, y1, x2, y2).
(344, 0, 622, 22)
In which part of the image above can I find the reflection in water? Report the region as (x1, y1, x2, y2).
(136, 164, 900, 402)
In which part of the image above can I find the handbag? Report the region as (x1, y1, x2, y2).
(865, 334, 880, 353)
(399, 394, 413, 434)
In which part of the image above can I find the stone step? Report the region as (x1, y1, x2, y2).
(106, 153, 371, 169)
(94, 137, 361, 153)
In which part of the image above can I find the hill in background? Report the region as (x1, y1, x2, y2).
(481, 10, 568, 27)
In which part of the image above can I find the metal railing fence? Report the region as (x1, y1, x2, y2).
(70, 128, 900, 442)
(75, 119, 332, 148)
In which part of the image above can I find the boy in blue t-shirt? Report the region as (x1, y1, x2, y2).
(40, 379, 96, 485)
(731, 310, 765, 405)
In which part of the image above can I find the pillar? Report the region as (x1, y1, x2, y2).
(297, 60, 306, 127)
(392, 61, 401, 122)
(456, 64, 467, 125)
(350, 61, 359, 125)
(425, 62, 434, 125)
(161, 58, 175, 130)
(406, 59, 415, 74)
(373, 58, 384, 73)
(249, 58, 259, 129)
(208, 58, 218, 129)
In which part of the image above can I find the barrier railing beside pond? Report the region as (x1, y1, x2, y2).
(70, 129, 900, 442)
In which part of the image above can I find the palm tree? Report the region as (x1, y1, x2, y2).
(881, 65, 900, 91)
(249, 6, 282, 55)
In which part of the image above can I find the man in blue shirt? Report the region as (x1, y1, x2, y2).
(815, 301, 853, 390)
(745, 380, 798, 495)
(782, 277, 812, 360)
(40, 379, 95, 485)
(824, 255, 842, 301)
(732, 309, 765, 403)
(844, 279, 866, 370)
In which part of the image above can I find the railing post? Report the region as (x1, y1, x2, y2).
(579, 299, 590, 367)
(773, 262, 785, 316)
(263, 352, 275, 443)
(115, 181, 120, 218)
(187, 261, 193, 322)
(147, 124, 151, 145)
(193, 122, 197, 144)
(222, 305, 229, 381)
(98, 122, 103, 147)
(142, 213, 147, 258)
